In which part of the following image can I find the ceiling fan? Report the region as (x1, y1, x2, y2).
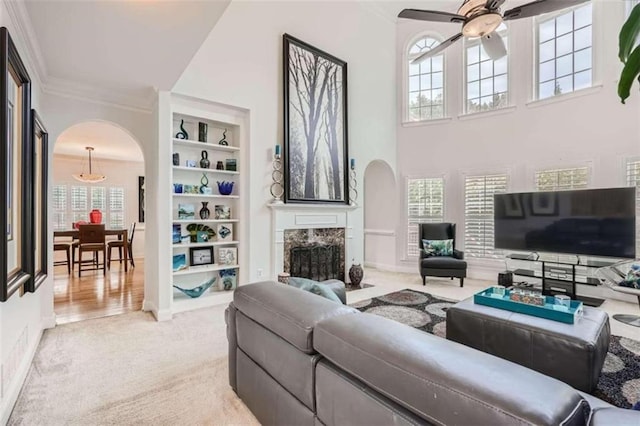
(399, 0, 590, 64)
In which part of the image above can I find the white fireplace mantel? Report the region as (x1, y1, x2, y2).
(269, 202, 359, 279)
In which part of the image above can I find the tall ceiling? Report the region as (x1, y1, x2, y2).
(24, 0, 231, 108)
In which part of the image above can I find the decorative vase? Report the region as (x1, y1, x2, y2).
(199, 150, 210, 169)
(173, 277, 216, 298)
(217, 181, 234, 196)
(216, 161, 224, 170)
(198, 122, 208, 142)
(172, 152, 180, 166)
(218, 129, 228, 145)
(200, 173, 209, 193)
(175, 119, 188, 140)
(199, 202, 211, 219)
(349, 264, 364, 287)
(89, 209, 102, 224)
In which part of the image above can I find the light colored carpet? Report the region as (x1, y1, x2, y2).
(8, 305, 259, 425)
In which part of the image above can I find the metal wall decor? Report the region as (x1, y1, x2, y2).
(1, 27, 33, 301)
(283, 34, 349, 204)
(270, 145, 284, 204)
(349, 158, 357, 205)
(138, 176, 145, 223)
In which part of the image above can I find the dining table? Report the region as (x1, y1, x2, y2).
(54, 228, 129, 272)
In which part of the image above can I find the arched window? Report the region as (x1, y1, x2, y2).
(407, 36, 444, 121)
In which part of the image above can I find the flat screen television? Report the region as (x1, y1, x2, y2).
(494, 187, 636, 258)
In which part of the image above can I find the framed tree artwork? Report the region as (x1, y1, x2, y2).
(27, 110, 48, 293)
(1, 27, 33, 301)
(283, 34, 349, 204)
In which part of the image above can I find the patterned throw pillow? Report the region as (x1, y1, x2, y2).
(422, 239, 454, 257)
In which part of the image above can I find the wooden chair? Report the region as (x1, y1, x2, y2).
(53, 239, 72, 275)
(107, 222, 136, 269)
(76, 224, 106, 276)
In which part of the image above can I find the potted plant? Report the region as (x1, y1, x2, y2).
(619, 3, 640, 103)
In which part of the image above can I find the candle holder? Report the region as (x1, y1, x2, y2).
(349, 165, 358, 205)
(270, 153, 284, 204)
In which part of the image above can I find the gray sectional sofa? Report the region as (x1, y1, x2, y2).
(225, 281, 640, 425)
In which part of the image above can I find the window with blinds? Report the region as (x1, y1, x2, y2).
(464, 174, 508, 258)
(407, 178, 444, 257)
(535, 167, 589, 190)
(109, 187, 125, 229)
(52, 185, 67, 231)
(626, 159, 640, 253)
(71, 186, 88, 223)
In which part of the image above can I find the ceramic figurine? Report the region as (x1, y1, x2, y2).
(198, 122, 208, 142)
(218, 129, 228, 146)
(216, 161, 224, 170)
(200, 150, 210, 169)
(173, 277, 216, 298)
(175, 119, 188, 140)
(200, 173, 210, 193)
(199, 202, 211, 219)
(172, 152, 180, 166)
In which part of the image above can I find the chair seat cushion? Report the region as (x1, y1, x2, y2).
(421, 256, 467, 269)
(107, 240, 125, 247)
(79, 243, 105, 251)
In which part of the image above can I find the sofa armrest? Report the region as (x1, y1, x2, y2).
(322, 279, 346, 304)
(453, 249, 464, 260)
(590, 407, 640, 425)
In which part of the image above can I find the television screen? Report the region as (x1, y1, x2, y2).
(494, 187, 636, 258)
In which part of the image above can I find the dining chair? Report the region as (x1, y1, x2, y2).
(107, 222, 136, 269)
(53, 237, 72, 275)
(76, 224, 106, 276)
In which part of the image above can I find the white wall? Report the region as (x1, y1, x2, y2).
(52, 155, 145, 258)
(172, 1, 397, 282)
(395, 1, 640, 279)
(0, 2, 51, 423)
(364, 160, 398, 270)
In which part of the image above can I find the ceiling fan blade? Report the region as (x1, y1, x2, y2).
(398, 9, 466, 24)
(503, 0, 590, 21)
(485, 0, 506, 11)
(481, 31, 507, 61)
(411, 33, 464, 64)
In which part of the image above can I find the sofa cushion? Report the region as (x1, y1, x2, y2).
(288, 277, 343, 304)
(314, 312, 589, 426)
(233, 281, 357, 354)
(421, 256, 467, 269)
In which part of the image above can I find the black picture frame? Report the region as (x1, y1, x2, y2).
(283, 34, 349, 204)
(26, 109, 47, 293)
(1, 27, 32, 302)
(138, 176, 145, 223)
(189, 246, 214, 266)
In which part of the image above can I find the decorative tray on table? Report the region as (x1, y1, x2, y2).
(474, 287, 583, 324)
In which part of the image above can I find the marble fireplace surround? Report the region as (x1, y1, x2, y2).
(269, 203, 357, 280)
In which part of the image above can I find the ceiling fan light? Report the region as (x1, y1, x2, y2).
(462, 13, 502, 37)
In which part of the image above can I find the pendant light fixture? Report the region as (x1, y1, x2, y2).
(72, 147, 106, 183)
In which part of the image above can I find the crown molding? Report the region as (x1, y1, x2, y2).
(43, 77, 156, 114)
(4, 0, 47, 89)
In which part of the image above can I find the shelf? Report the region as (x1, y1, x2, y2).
(511, 268, 599, 286)
(173, 138, 240, 152)
(173, 219, 239, 224)
(506, 254, 617, 268)
(172, 290, 234, 314)
(173, 166, 239, 175)
(173, 241, 239, 249)
(173, 264, 240, 276)
(173, 193, 239, 199)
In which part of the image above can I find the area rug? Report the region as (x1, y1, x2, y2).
(350, 289, 640, 409)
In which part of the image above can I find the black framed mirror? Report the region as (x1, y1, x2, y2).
(0, 27, 32, 302)
(27, 109, 47, 292)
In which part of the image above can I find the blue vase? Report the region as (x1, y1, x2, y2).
(217, 181, 235, 195)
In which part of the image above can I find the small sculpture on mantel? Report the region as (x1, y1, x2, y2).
(218, 129, 229, 146)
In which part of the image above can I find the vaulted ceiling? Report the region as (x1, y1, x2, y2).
(22, 0, 231, 109)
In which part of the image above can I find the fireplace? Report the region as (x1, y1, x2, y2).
(284, 228, 345, 281)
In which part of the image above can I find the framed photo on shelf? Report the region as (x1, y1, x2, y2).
(219, 269, 237, 291)
(216, 224, 233, 241)
(215, 205, 231, 220)
(27, 109, 48, 293)
(190, 246, 214, 266)
(173, 253, 187, 271)
(1, 27, 33, 302)
(172, 224, 181, 244)
(218, 247, 237, 266)
(283, 34, 349, 204)
(178, 204, 195, 220)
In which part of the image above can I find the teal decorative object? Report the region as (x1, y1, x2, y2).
(173, 277, 216, 298)
(200, 173, 209, 192)
(175, 119, 189, 140)
(288, 277, 342, 303)
(422, 239, 453, 257)
(220, 269, 237, 291)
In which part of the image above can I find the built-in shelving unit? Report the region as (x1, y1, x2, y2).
(170, 109, 243, 313)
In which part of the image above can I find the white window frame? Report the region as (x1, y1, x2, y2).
(534, 166, 591, 191)
(534, 1, 596, 101)
(405, 176, 445, 259)
(403, 32, 447, 124)
(58, 183, 126, 230)
(463, 24, 510, 114)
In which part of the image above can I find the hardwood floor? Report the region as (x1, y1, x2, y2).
(53, 258, 144, 325)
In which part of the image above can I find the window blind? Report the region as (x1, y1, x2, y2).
(464, 174, 508, 258)
(535, 167, 589, 191)
(109, 187, 125, 229)
(71, 186, 88, 224)
(407, 178, 444, 257)
(52, 185, 67, 231)
(626, 160, 640, 254)
(91, 187, 106, 210)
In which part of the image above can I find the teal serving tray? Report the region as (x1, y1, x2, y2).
(474, 288, 583, 324)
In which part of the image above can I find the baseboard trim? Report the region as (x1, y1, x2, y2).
(142, 299, 172, 322)
(364, 261, 398, 272)
(41, 314, 56, 329)
(0, 327, 43, 425)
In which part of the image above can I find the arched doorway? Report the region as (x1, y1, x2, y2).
(51, 121, 146, 324)
(363, 160, 397, 270)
